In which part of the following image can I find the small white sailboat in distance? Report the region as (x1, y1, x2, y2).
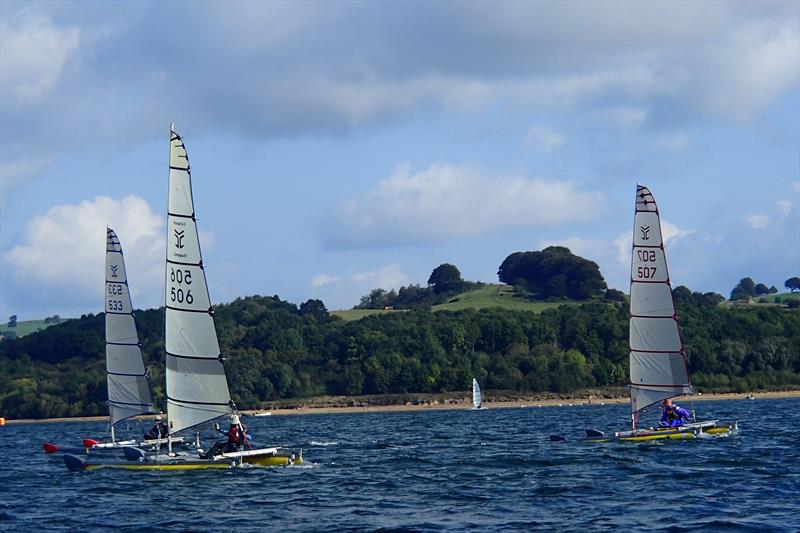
(471, 378, 487, 410)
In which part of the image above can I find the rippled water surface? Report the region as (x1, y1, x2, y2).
(2, 398, 799, 531)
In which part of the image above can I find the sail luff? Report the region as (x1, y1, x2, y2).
(628, 185, 692, 419)
(164, 127, 233, 435)
(105, 227, 155, 427)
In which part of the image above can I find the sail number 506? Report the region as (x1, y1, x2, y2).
(170, 267, 193, 304)
(170, 268, 192, 285)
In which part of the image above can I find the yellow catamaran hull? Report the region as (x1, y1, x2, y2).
(587, 421, 738, 443)
(64, 447, 302, 471)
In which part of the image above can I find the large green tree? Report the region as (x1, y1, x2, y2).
(731, 277, 757, 300)
(785, 277, 800, 293)
(498, 246, 606, 300)
(428, 263, 464, 294)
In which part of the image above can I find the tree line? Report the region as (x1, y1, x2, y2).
(2, 288, 798, 419)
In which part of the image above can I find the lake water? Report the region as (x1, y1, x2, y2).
(1, 398, 798, 531)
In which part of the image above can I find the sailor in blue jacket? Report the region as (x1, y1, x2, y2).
(660, 398, 691, 427)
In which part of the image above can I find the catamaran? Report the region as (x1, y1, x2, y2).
(551, 185, 736, 442)
(471, 378, 487, 410)
(44, 228, 169, 455)
(63, 126, 302, 470)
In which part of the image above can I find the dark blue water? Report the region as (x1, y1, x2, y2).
(1, 398, 798, 532)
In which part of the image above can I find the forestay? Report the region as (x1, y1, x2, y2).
(472, 378, 482, 409)
(629, 185, 692, 419)
(105, 227, 155, 426)
(165, 127, 233, 435)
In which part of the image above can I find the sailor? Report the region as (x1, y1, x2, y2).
(659, 399, 691, 427)
(215, 414, 248, 452)
(145, 415, 168, 440)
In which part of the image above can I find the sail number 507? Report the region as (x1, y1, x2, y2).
(170, 267, 193, 304)
(636, 249, 658, 279)
(637, 266, 658, 279)
(637, 250, 656, 262)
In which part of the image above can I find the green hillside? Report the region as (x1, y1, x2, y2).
(331, 308, 395, 321)
(753, 292, 800, 304)
(332, 285, 580, 320)
(431, 284, 571, 312)
(0, 319, 66, 339)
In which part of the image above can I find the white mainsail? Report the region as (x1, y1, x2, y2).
(105, 227, 155, 426)
(629, 185, 691, 425)
(165, 127, 233, 435)
(472, 378, 482, 409)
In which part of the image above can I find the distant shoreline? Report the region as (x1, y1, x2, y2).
(4, 389, 799, 425)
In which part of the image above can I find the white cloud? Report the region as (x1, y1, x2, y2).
(653, 133, 690, 152)
(4, 196, 164, 303)
(310, 264, 410, 308)
(661, 220, 696, 245)
(598, 106, 648, 130)
(325, 163, 606, 248)
(524, 123, 566, 153)
(775, 200, 793, 218)
(538, 236, 607, 263)
(312, 264, 408, 290)
(0, 11, 79, 104)
(696, 18, 800, 120)
(311, 273, 342, 288)
(745, 213, 770, 230)
(0, 153, 55, 203)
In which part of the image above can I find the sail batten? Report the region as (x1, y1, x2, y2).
(165, 127, 233, 435)
(628, 185, 691, 417)
(105, 228, 155, 426)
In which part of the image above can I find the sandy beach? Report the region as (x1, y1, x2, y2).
(5, 389, 799, 425)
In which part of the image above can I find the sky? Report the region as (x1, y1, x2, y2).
(1, 0, 799, 320)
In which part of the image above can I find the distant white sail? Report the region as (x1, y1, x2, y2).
(165, 127, 233, 435)
(472, 378, 482, 409)
(629, 185, 692, 418)
(105, 227, 155, 426)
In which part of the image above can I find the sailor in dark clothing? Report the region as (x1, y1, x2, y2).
(145, 415, 168, 440)
(660, 399, 691, 427)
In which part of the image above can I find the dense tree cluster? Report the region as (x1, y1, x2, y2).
(2, 287, 798, 419)
(786, 277, 800, 293)
(427, 263, 464, 294)
(498, 246, 607, 300)
(730, 277, 779, 301)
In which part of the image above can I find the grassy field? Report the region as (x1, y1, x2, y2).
(0, 319, 66, 339)
(431, 284, 572, 313)
(331, 308, 396, 321)
(331, 285, 579, 320)
(720, 292, 800, 307)
(752, 292, 800, 304)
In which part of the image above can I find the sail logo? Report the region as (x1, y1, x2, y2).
(110, 265, 118, 278)
(640, 225, 650, 241)
(174, 229, 185, 249)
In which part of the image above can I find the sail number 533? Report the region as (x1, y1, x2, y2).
(170, 267, 193, 304)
